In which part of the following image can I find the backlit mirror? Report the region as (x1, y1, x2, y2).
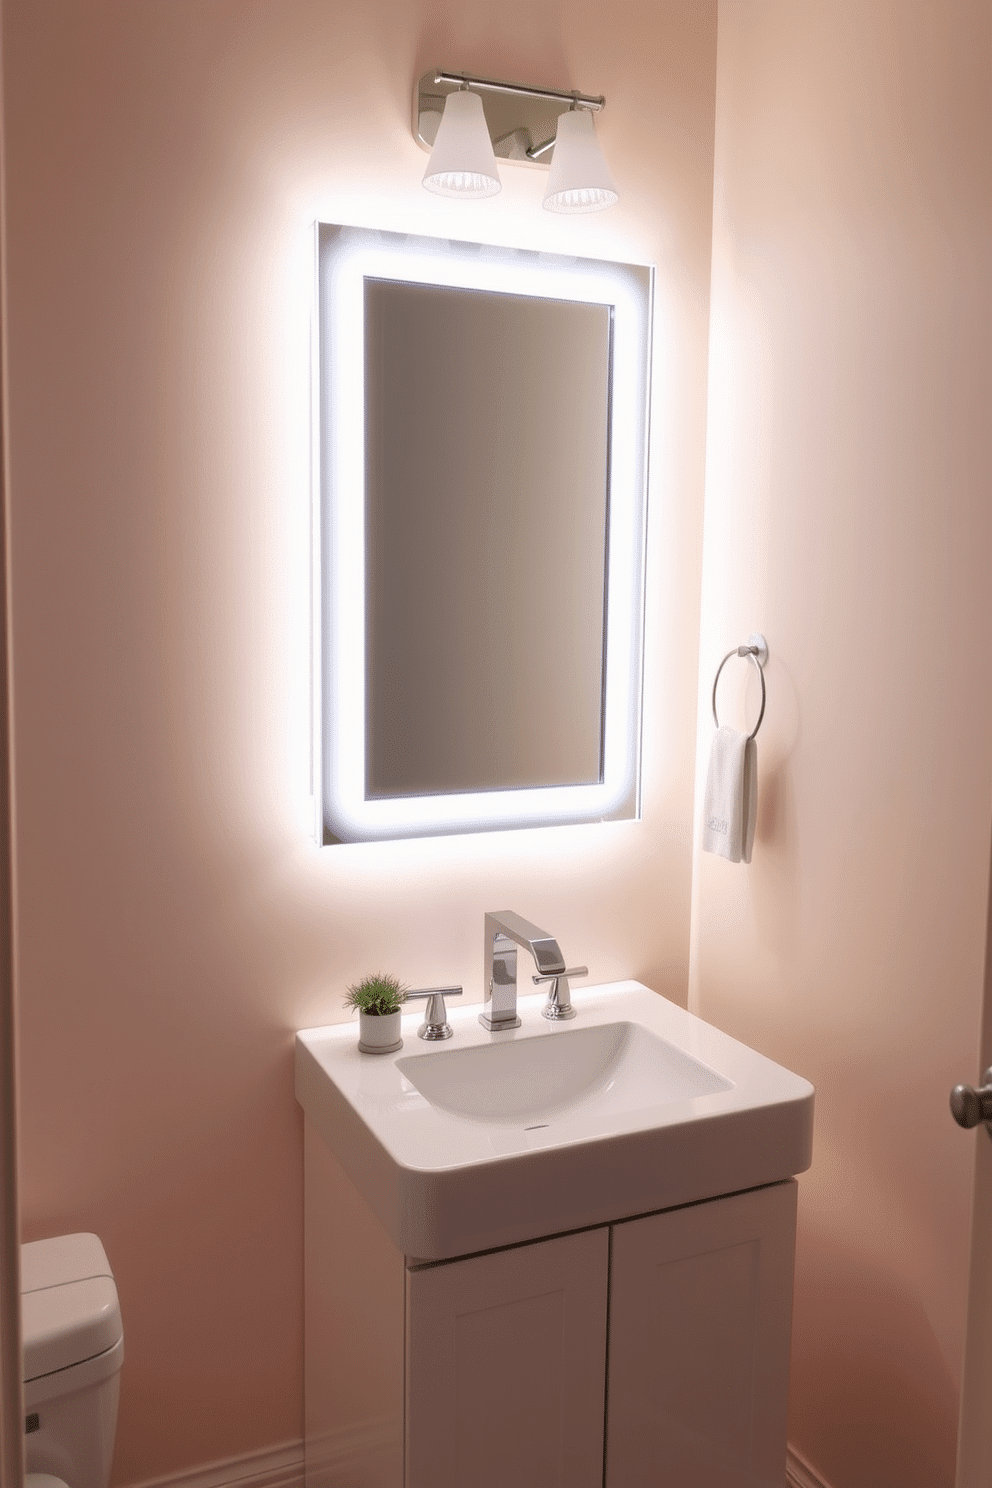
(316, 223, 652, 843)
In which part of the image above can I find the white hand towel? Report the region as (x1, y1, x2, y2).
(702, 726, 757, 864)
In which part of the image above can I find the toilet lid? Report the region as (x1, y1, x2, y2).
(21, 1234, 122, 1381)
(22, 1273, 122, 1379)
(26, 1475, 70, 1488)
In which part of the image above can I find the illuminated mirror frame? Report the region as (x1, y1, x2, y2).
(315, 223, 653, 844)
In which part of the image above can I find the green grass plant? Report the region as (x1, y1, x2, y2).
(344, 971, 408, 1018)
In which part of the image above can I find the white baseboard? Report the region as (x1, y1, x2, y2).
(126, 1431, 828, 1488)
(787, 1443, 833, 1488)
(125, 1439, 305, 1488)
(304, 1418, 402, 1488)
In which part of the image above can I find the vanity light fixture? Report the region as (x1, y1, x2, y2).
(543, 106, 618, 214)
(415, 70, 618, 212)
(421, 86, 501, 198)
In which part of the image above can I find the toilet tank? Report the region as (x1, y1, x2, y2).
(21, 1234, 124, 1488)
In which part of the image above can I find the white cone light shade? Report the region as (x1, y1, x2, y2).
(543, 108, 618, 213)
(422, 90, 501, 198)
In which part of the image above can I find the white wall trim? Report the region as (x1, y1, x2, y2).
(125, 1439, 305, 1488)
(787, 1443, 833, 1488)
(126, 1432, 830, 1488)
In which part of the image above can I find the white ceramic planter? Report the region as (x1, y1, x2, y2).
(358, 1009, 403, 1055)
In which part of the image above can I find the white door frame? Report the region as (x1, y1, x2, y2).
(955, 836, 992, 1484)
(0, 8, 25, 1477)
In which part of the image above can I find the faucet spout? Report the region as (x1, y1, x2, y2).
(481, 911, 566, 1032)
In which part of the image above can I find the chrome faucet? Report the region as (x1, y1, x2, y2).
(481, 911, 566, 1032)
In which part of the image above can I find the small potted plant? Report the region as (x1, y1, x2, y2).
(345, 972, 408, 1054)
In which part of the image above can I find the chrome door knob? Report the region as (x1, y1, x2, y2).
(950, 1068, 992, 1131)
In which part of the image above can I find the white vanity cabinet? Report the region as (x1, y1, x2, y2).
(606, 1180, 798, 1487)
(406, 1226, 609, 1488)
(304, 1120, 798, 1488)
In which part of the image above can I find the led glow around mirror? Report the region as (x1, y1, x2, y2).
(316, 223, 652, 844)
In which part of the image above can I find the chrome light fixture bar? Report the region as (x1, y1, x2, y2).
(415, 69, 618, 212)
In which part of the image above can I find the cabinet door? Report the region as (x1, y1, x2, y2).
(606, 1180, 797, 1488)
(406, 1226, 609, 1488)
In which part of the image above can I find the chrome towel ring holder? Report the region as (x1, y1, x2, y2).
(712, 632, 768, 741)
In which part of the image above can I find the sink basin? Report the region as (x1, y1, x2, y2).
(395, 1020, 732, 1123)
(296, 980, 813, 1260)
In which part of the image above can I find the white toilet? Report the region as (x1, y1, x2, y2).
(20, 1233, 124, 1488)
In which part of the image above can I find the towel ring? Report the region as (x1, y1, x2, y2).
(712, 633, 768, 741)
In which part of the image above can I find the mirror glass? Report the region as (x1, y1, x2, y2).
(365, 279, 611, 798)
(316, 224, 652, 844)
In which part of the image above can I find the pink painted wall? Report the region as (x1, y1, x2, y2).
(692, 3, 992, 1485)
(2, 1, 718, 1480)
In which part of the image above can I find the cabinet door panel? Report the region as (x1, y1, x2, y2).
(607, 1180, 797, 1488)
(406, 1227, 609, 1488)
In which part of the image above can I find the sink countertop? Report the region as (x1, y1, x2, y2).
(296, 980, 814, 1261)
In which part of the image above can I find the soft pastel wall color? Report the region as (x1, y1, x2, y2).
(1, 0, 717, 1481)
(691, 3, 992, 1486)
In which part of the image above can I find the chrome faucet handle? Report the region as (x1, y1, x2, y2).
(533, 965, 588, 1021)
(407, 986, 463, 1041)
